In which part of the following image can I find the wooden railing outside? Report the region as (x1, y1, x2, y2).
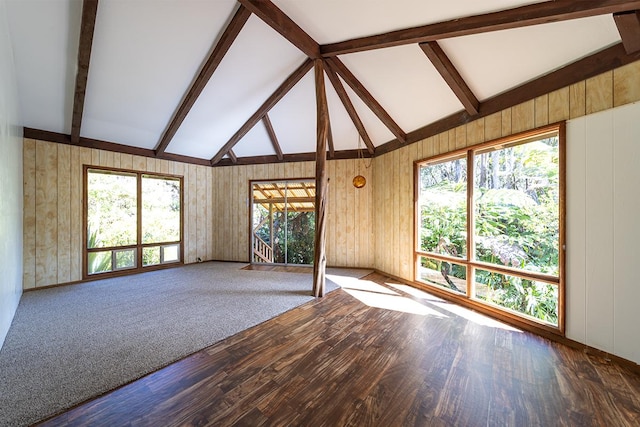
(253, 234, 273, 263)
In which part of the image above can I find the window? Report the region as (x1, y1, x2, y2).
(416, 125, 564, 332)
(85, 166, 182, 278)
(251, 180, 315, 265)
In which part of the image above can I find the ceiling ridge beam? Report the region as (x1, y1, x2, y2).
(324, 61, 375, 155)
(238, 0, 320, 58)
(419, 41, 479, 115)
(320, 0, 640, 56)
(154, 4, 251, 156)
(326, 57, 407, 143)
(210, 58, 313, 165)
(375, 42, 640, 156)
(70, 0, 99, 145)
(262, 114, 283, 161)
(614, 10, 640, 53)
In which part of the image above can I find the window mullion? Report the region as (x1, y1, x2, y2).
(136, 173, 143, 269)
(466, 149, 475, 298)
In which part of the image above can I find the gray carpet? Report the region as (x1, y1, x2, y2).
(0, 262, 371, 427)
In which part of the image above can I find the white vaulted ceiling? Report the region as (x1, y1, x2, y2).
(4, 0, 637, 166)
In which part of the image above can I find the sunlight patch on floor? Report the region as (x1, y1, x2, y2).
(327, 275, 398, 295)
(341, 288, 448, 317)
(387, 282, 521, 331)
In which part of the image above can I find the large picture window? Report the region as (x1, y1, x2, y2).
(416, 125, 564, 332)
(84, 166, 183, 278)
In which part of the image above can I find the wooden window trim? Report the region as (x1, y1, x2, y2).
(414, 123, 566, 334)
(83, 165, 184, 280)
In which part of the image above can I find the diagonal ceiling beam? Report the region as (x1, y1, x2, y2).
(228, 149, 238, 164)
(210, 58, 313, 165)
(238, 0, 320, 58)
(70, 0, 99, 145)
(375, 42, 640, 155)
(419, 41, 479, 115)
(614, 10, 640, 53)
(324, 62, 375, 155)
(155, 5, 251, 155)
(321, 0, 640, 56)
(326, 105, 335, 159)
(326, 57, 407, 144)
(262, 114, 283, 161)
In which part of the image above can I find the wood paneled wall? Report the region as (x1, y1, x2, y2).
(23, 152, 373, 288)
(372, 60, 640, 281)
(210, 158, 374, 269)
(22, 142, 214, 289)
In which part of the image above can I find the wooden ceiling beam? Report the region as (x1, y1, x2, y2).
(614, 10, 640, 53)
(420, 41, 479, 115)
(228, 149, 238, 164)
(70, 0, 99, 145)
(213, 148, 371, 166)
(210, 59, 313, 165)
(324, 62, 375, 155)
(326, 57, 407, 143)
(320, 0, 640, 56)
(262, 114, 283, 161)
(375, 42, 640, 155)
(155, 5, 251, 155)
(326, 112, 335, 159)
(24, 127, 212, 166)
(238, 0, 320, 58)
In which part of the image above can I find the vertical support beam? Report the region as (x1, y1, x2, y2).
(313, 59, 329, 297)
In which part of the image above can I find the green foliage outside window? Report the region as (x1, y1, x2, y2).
(419, 137, 560, 325)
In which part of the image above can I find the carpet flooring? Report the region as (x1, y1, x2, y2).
(0, 262, 370, 426)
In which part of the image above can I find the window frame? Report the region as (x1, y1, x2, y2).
(249, 178, 316, 266)
(83, 165, 184, 279)
(414, 124, 565, 335)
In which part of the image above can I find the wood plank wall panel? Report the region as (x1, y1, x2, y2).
(57, 144, 71, 284)
(586, 72, 613, 115)
(196, 165, 207, 262)
(35, 142, 58, 287)
(372, 60, 640, 282)
(22, 139, 36, 289)
(614, 61, 640, 106)
(22, 142, 213, 288)
(548, 87, 570, 123)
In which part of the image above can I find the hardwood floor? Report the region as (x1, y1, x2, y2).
(40, 272, 640, 426)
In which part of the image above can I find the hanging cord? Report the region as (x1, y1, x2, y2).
(357, 133, 373, 169)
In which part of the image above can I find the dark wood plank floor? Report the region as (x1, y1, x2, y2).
(40, 272, 640, 427)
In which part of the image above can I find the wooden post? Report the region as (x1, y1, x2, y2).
(313, 59, 329, 297)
